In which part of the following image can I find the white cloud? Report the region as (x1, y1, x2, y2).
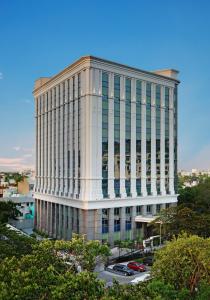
(0, 72, 3, 79)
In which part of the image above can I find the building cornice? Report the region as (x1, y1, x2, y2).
(33, 55, 180, 97)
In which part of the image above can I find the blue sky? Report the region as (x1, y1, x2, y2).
(0, 0, 210, 171)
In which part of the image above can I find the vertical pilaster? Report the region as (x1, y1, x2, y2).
(49, 202, 53, 236)
(160, 86, 166, 195)
(47, 91, 51, 193)
(86, 210, 95, 240)
(95, 209, 102, 241)
(59, 83, 64, 196)
(39, 199, 42, 230)
(64, 80, 69, 196)
(108, 208, 114, 245)
(142, 205, 147, 216)
(55, 85, 60, 195)
(74, 75, 79, 197)
(53, 203, 57, 238)
(131, 206, 137, 240)
(80, 70, 86, 200)
(151, 83, 157, 195)
(37, 98, 41, 191)
(151, 204, 157, 216)
(120, 76, 126, 198)
(69, 78, 74, 197)
(51, 89, 55, 194)
(63, 205, 67, 239)
(40, 95, 44, 192)
(120, 207, 126, 240)
(169, 87, 175, 195)
(108, 73, 115, 198)
(67, 206, 72, 240)
(46, 201, 49, 234)
(78, 209, 84, 234)
(89, 68, 103, 200)
(44, 93, 48, 193)
(57, 204, 62, 239)
(141, 81, 147, 196)
(73, 207, 78, 233)
(131, 78, 137, 197)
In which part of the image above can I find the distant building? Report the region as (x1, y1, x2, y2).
(1, 174, 35, 230)
(34, 56, 179, 244)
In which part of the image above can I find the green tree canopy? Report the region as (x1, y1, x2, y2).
(152, 234, 210, 295)
(0, 201, 19, 224)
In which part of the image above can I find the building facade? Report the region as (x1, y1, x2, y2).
(34, 56, 179, 244)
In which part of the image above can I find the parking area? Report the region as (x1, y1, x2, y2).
(97, 261, 151, 286)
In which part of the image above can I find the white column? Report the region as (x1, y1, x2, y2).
(151, 83, 157, 196)
(89, 68, 103, 200)
(47, 91, 51, 194)
(160, 86, 166, 195)
(59, 83, 64, 196)
(141, 81, 147, 196)
(131, 78, 137, 197)
(44, 93, 48, 193)
(80, 68, 102, 201)
(74, 75, 79, 198)
(67, 206, 72, 239)
(53, 204, 57, 238)
(51, 88, 55, 194)
(36, 97, 40, 191)
(68, 78, 74, 197)
(41, 95, 45, 193)
(108, 73, 115, 199)
(80, 71, 86, 200)
(131, 206, 137, 240)
(64, 80, 69, 196)
(169, 87, 175, 195)
(35, 99, 38, 192)
(120, 76, 126, 198)
(120, 207, 126, 240)
(55, 85, 60, 195)
(108, 208, 114, 245)
(49, 202, 53, 236)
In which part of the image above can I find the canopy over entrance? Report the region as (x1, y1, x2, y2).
(135, 216, 157, 223)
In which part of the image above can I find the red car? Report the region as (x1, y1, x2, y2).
(127, 261, 146, 272)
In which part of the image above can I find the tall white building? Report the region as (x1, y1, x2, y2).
(34, 56, 179, 244)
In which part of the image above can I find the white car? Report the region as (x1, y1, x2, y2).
(130, 273, 151, 284)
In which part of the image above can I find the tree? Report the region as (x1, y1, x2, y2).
(54, 234, 110, 271)
(0, 225, 36, 262)
(152, 205, 210, 238)
(0, 239, 107, 300)
(152, 233, 210, 295)
(0, 201, 19, 224)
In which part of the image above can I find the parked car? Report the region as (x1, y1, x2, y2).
(130, 273, 151, 285)
(143, 256, 154, 266)
(127, 261, 146, 272)
(113, 264, 135, 276)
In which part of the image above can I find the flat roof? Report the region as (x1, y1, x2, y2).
(34, 55, 180, 93)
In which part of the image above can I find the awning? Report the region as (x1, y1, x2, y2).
(135, 216, 157, 223)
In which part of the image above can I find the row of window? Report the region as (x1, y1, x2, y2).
(102, 204, 171, 233)
(102, 72, 177, 198)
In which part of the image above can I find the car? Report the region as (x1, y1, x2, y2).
(113, 264, 135, 276)
(143, 256, 154, 266)
(127, 261, 146, 272)
(130, 273, 151, 285)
